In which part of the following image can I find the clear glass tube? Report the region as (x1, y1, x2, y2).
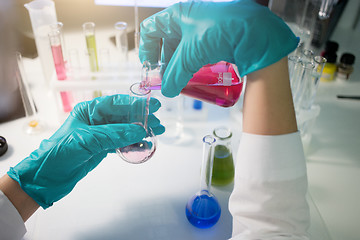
(49, 30, 66, 80)
(300, 56, 326, 110)
(99, 48, 110, 71)
(82, 22, 101, 98)
(295, 61, 315, 111)
(50, 22, 67, 63)
(114, 21, 128, 64)
(82, 22, 99, 72)
(15, 52, 45, 134)
(116, 82, 157, 164)
(319, 0, 335, 20)
(49, 29, 73, 112)
(68, 48, 80, 70)
(185, 135, 221, 228)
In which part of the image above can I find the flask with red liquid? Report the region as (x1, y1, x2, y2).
(142, 61, 243, 108)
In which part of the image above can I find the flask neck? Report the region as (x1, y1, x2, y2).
(199, 135, 216, 192)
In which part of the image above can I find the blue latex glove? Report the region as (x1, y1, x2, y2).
(7, 95, 164, 209)
(139, 0, 299, 97)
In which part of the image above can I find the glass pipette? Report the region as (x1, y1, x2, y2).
(186, 135, 221, 228)
(15, 52, 45, 134)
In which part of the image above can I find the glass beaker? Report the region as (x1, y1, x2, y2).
(116, 82, 157, 164)
(24, 0, 57, 83)
(211, 127, 234, 186)
(142, 61, 243, 108)
(186, 135, 221, 228)
(114, 21, 128, 64)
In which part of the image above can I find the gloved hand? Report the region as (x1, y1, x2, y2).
(139, 0, 299, 97)
(7, 95, 164, 209)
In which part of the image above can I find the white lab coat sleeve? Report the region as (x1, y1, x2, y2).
(0, 190, 27, 240)
(229, 132, 310, 240)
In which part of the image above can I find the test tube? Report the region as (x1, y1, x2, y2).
(49, 29, 73, 112)
(114, 21, 128, 64)
(99, 48, 110, 71)
(300, 56, 326, 110)
(295, 61, 315, 111)
(82, 22, 101, 98)
(15, 52, 45, 134)
(319, 0, 335, 20)
(68, 49, 80, 71)
(50, 22, 67, 63)
(82, 22, 99, 72)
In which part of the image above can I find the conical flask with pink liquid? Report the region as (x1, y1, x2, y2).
(142, 61, 243, 108)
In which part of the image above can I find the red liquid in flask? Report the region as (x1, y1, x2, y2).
(145, 61, 243, 108)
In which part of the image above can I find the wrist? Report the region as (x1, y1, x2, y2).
(0, 174, 39, 222)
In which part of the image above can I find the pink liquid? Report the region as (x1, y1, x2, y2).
(145, 62, 243, 108)
(181, 83, 243, 108)
(60, 92, 73, 112)
(51, 44, 73, 112)
(117, 140, 156, 164)
(51, 44, 67, 80)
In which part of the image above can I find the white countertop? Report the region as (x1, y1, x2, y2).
(1, 27, 360, 240)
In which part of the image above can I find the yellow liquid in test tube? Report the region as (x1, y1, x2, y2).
(86, 34, 99, 72)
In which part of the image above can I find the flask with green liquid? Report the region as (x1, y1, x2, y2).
(211, 127, 235, 186)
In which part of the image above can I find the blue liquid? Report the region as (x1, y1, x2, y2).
(185, 193, 221, 228)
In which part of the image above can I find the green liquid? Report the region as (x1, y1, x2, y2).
(211, 145, 234, 186)
(85, 34, 99, 72)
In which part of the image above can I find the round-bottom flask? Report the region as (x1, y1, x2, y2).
(116, 83, 157, 164)
(186, 135, 221, 228)
(116, 123, 156, 164)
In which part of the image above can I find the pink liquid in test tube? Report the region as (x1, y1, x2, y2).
(50, 30, 73, 113)
(51, 44, 67, 80)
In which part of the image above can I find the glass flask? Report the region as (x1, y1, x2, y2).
(185, 135, 221, 228)
(142, 61, 243, 108)
(210, 127, 235, 186)
(116, 82, 157, 164)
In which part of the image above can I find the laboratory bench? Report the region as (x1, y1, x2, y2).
(1, 27, 360, 240)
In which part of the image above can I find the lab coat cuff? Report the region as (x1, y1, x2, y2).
(0, 190, 27, 239)
(236, 131, 306, 182)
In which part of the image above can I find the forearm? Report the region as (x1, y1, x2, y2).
(229, 58, 310, 239)
(0, 174, 39, 222)
(243, 57, 297, 135)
